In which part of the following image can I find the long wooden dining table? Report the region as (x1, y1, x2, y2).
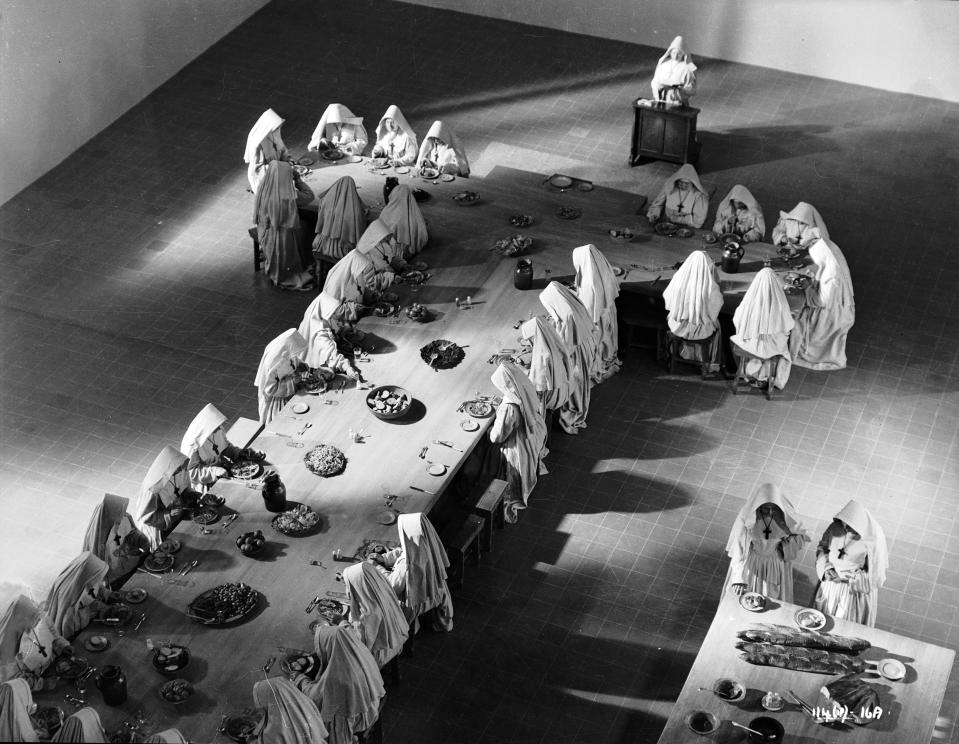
(655, 591, 955, 743)
(36, 155, 811, 739)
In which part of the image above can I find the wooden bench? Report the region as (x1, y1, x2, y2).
(472, 478, 509, 553)
(441, 513, 486, 589)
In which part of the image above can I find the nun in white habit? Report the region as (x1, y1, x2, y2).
(134, 447, 200, 550)
(650, 35, 697, 105)
(308, 104, 368, 155)
(180, 404, 243, 488)
(82, 494, 149, 583)
(813, 499, 888, 627)
(713, 185, 765, 242)
(252, 677, 328, 744)
(539, 281, 598, 433)
(416, 120, 470, 177)
(489, 362, 549, 522)
(646, 163, 710, 228)
(51, 707, 106, 743)
(572, 243, 621, 382)
(789, 238, 854, 371)
(323, 248, 393, 305)
(356, 219, 407, 274)
(725, 483, 809, 603)
(772, 201, 829, 248)
(0, 678, 39, 742)
(378, 184, 428, 258)
(297, 292, 360, 378)
(254, 329, 308, 426)
(731, 268, 794, 389)
(371, 104, 418, 165)
(244, 108, 289, 193)
(44, 552, 111, 640)
(519, 316, 575, 426)
(312, 176, 367, 261)
(371, 513, 453, 632)
(0, 595, 71, 688)
(342, 561, 409, 668)
(662, 250, 724, 373)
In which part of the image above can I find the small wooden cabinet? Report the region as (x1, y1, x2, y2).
(630, 101, 700, 166)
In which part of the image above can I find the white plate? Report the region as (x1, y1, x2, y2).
(441, 173, 455, 182)
(460, 419, 479, 432)
(427, 463, 447, 476)
(878, 658, 906, 681)
(292, 402, 310, 414)
(124, 588, 148, 604)
(395, 166, 410, 174)
(375, 508, 397, 525)
(84, 635, 110, 653)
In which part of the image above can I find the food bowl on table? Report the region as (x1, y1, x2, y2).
(655, 221, 680, 236)
(235, 530, 266, 557)
(419, 166, 440, 180)
(366, 385, 412, 420)
(508, 214, 533, 228)
(746, 716, 784, 743)
(493, 234, 532, 256)
(152, 644, 190, 675)
(795, 607, 827, 630)
(608, 228, 634, 242)
(548, 174, 574, 189)
(159, 678, 193, 704)
(272, 504, 320, 535)
(321, 149, 345, 162)
(452, 190, 480, 205)
(719, 233, 742, 249)
(685, 710, 719, 736)
(280, 652, 319, 678)
(739, 592, 766, 612)
(405, 303, 431, 322)
(712, 677, 746, 702)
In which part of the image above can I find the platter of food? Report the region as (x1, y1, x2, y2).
(272, 503, 321, 536)
(441, 173, 455, 182)
(223, 709, 267, 743)
(819, 674, 882, 725)
(152, 644, 190, 675)
(452, 190, 481, 205)
(235, 530, 266, 556)
(420, 339, 466, 370)
(157, 538, 181, 553)
(373, 301, 398, 317)
(355, 539, 399, 562)
(464, 399, 494, 418)
(144, 552, 175, 573)
(394, 165, 410, 174)
(400, 269, 427, 285)
(711, 678, 746, 702)
(303, 444, 347, 477)
(191, 506, 220, 525)
(297, 157, 314, 166)
(229, 461, 262, 480)
(281, 652, 318, 678)
(492, 234, 532, 257)
(84, 635, 109, 653)
(370, 157, 391, 169)
(366, 385, 412, 419)
(608, 228, 634, 242)
(675, 227, 695, 238)
(557, 206, 581, 220)
(508, 214, 533, 228)
(654, 221, 680, 236)
(321, 149, 345, 161)
(159, 678, 193, 704)
(314, 598, 347, 623)
(739, 592, 766, 612)
(460, 418, 480, 432)
(123, 587, 148, 604)
(405, 302, 431, 322)
(795, 607, 827, 631)
(420, 166, 440, 180)
(54, 656, 90, 680)
(187, 582, 260, 625)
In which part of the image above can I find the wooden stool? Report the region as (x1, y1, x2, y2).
(472, 478, 509, 553)
(249, 227, 262, 272)
(666, 329, 725, 379)
(441, 514, 486, 589)
(730, 343, 782, 401)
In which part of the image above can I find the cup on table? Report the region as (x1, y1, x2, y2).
(762, 691, 783, 710)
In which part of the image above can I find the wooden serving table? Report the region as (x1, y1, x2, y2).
(655, 592, 954, 743)
(36, 159, 806, 738)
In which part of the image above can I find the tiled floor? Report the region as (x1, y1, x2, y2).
(2, 0, 958, 741)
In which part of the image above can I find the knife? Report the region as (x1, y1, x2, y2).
(410, 485, 436, 495)
(432, 439, 463, 452)
(305, 596, 320, 614)
(180, 560, 198, 576)
(786, 689, 815, 716)
(222, 513, 239, 531)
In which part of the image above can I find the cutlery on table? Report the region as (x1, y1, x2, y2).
(265, 430, 292, 438)
(297, 422, 313, 437)
(410, 485, 436, 495)
(134, 613, 146, 631)
(305, 596, 320, 613)
(433, 439, 463, 452)
(730, 721, 775, 740)
(262, 656, 276, 673)
(180, 560, 198, 576)
(222, 514, 239, 532)
(786, 689, 816, 717)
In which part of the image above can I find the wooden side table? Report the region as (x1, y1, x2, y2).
(630, 100, 700, 166)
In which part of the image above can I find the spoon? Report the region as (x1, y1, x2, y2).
(730, 721, 775, 740)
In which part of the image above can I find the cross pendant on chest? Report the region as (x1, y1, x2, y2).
(837, 547, 847, 559)
(762, 524, 772, 539)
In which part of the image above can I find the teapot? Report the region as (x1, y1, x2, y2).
(721, 239, 745, 274)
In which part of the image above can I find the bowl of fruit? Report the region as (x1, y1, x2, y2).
(405, 303, 432, 323)
(366, 385, 412, 420)
(235, 530, 266, 557)
(159, 678, 193, 704)
(152, 644, 190, 676)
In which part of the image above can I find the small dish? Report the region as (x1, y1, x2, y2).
(427, 463, 447, 476)
(655, 221, 679, 236)
(375, 508, 398, 526)
(159, 678, 193, 704)
(152, 645, 190, 675)
(877, 658, 906, 681)
(460, 419, 479, 432)
(157, 539, 181, 554)
(348, 155, 362, 164)
(795, 607, 826, 630)
(685, 710, 719, 736)
(321, 149, 345, 162)
(291, 402, 310, 414)
(739, 592, 766, 612)
(746, 717, 784, 743)
(144, 552, 175, 573)
(420, 167, 440, 180)
(297, 157, 314, 166)
(702, 232, 719, 244)
(394, 165, 410, 174)
(84, 635, 109, 653)
(441, 173, 455, 182)
(608, 228, 634, 242)
(712, 678, 746, 702)
(370, 157, 391, 169)
(576, 182, 594, 192)
(548, 174, 573, 189)
(675, 227, 694, 238)
(124, 588, 148, 604)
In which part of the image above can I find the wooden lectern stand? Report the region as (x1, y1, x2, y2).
(630, 100, 700, 166)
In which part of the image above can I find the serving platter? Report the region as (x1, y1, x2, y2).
(191, 506, 220, 525)
(655, 221, 680, 236)
(739, 591, 766, 612)
(321, 149, 345, 161)
(370, 157, 391, 169)
(143, 552, 175, 573)
(463, 400, 494, 418)
(304, 444, 347, 477)
(157, 539, 181, 554)
(229, 461, 263, 480)
(187, 582, 260, 625)
(271, 503, 320, 535)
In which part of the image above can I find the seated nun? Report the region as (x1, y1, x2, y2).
(297, 293, 360, 380)
(0, 595, 72, 689)
(44, 552, 112, 640)
(416, 120, 470, 177)
(646, 163, 709, 227)
(662, 250, 724, 374)
(0, 678, 38, 742)
(650, 35, 697, 105)
(371, 105, 418, 165)
(180, 404, 252, 489)
(308, 104, 368, 155)
(790, 238, 854, 371)
(254, 329, 308, 426)
(254, 160, 315, 291)
(341, 562, 409, 668)
(82, 494, 149, 585)
(489, 362, 549, 522)
(252, 677, 328, 744)
(378, 184, 428, 258)
(142, 730, 189, 744)
(51, 707, 106, 743)
(539, 282, 599, 434)
(295, 625, 385, 744)
(356, 219, 407, 274)
(134, 447, 202, 550)
(519, 316, 575, 429)
(312, 176, 367, 262)
(713, 185, 765, 242)
(771, 201, 829, 248)
(244, 108, 289, 193)
(370, 513, 453, 632)
(731, 268, 795, 390)
(322, 248, 393, 305)
(573, 243, 621, 382)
